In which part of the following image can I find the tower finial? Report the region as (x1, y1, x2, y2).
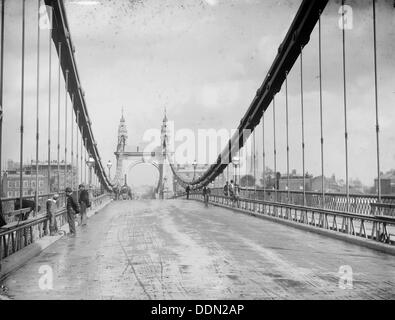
(121, 107, 125, 122)
(163, 106, 168, 123)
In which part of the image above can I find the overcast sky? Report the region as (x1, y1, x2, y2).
(2, 0, 394, 187)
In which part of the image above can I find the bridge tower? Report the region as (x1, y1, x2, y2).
(159, 108, 175, 199)
(114, 109, 128, 187)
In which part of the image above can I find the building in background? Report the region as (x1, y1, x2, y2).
(279, 174, 312, 192)
(1, 171, 49, 198)
(311, 175, 341, 193)
(375, 170, 395, 195)
(22, 161, 78, 193)
(1, 159, 79, 197)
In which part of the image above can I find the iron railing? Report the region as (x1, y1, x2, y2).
(180, 192, 395, 245)
(0, 193, 111, 263)
(209, 187, 395, 216)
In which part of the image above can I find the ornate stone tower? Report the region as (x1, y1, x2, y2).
(114, 109, 128, 187)
(159, 108, 174, 199)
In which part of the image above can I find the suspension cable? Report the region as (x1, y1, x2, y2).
(373, 0, 381, 202)
(237, 149, 241, 187)
(262, 110, 265, 201)
(300, 45, 306, 206)
(341, 0, 350, 211)
(245, 135, 248, 188)
(64, 69, 69, 189)
(84, 137, 87, 184)
(80, 126, 83, 185)
(319, 10, 325, 208)
(71, 93, 74, 191)
(48, 4, 52, 192)
(35, 0, 41, 213)
(76, 110, 79, 189)
(0, 0, 5, 202)
(285, 71, 290, 203)
(57, 42, 61, 193)
(253, 128, 256, 199)
(19, 0, 26, 207)
(273, 96, 277, 202)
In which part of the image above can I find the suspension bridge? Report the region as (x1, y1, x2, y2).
(0, 0, 394, 300)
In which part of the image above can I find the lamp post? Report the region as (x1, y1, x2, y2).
(107, 160, 112, 180)
(192, 160, 197, 182)
(232, 156, 240, 185)
(86, 156, 95, 191)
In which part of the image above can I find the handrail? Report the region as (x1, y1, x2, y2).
(190, 192, 392, 222)
(0, 194, 112, 261)
(206, 187, 395, 216)
(209, 187, 395, 199)
(185, 192, 395, 245)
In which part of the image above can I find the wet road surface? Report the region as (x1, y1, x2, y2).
(2, 200, 395, 300)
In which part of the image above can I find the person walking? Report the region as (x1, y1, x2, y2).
(0, 206, 6, 228)
(45, 194, 59, 236)
(234, 183, 240, 208)
(202, 186, 211, 207)
(65, 187, 80, 237)
(229, 180, 235, 206)
(223, 181, 229, 197)
(186, 185, 191, 200)
(78, 184, 91, 227)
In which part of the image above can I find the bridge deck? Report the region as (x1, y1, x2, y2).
(1, 200, 395, 300)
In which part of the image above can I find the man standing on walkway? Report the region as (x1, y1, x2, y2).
(0, 206, 6, 228)
(185, 185, 191, 200)
(78, 184, 90, 227)
(202, 186, 211, 208)
(223, 181, 229, 197)
(229, 180, 235, 207)
(65, 187, 79, 236)
(45, 194, 59, 236)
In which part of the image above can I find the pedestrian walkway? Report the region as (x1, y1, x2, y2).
(1, 200, 395, 300)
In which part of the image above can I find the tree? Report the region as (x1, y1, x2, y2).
(259, 166, 275, 188)
(240, 175, 256, 187)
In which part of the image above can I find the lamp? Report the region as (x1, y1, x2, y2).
(107, 160, 112, 179)
(232, 156, 240, 185)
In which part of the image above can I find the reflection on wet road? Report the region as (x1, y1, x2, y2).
(2, 200, 395, 299)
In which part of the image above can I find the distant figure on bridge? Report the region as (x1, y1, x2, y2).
(0, 207, 6, 228)
(65, 187, 80, 237)
(202, 186, 211, 207)
(185, 185, 191, 199)
(78, 184, 91, 227)
(113, 186, 120, 200)
(234, 184, 240, 208)
(120, 184, 132, 200)
(223, 181, 229, 197)
(14, 198, 41, 221)
(229, 180, 235, 198)
(45, 194, 59, 236)
(229, 180, 239, 207)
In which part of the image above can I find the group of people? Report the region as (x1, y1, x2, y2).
(185, 185, 211, 207)
(43, 184, 91, 237)
(0, 184, 92, 238)
(184, 180, 240, 208)
(223, 180, 240, 207)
